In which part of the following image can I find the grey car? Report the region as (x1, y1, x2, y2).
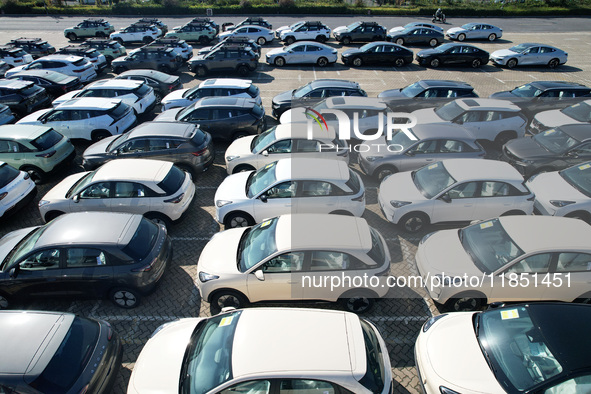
(187, 45, 258, 78)
(111, 46, 183, 74)
(387, 27, 444, 47)
(379, 80, 478, 112)
(358, 123, 486, 181)
(82, 121, 215, 177)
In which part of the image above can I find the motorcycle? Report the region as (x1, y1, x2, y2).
(432, 13, 446, 23)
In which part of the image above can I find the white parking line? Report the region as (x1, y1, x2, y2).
(171, 237, 212, 241)
(368, 316, 429, 322)
(494, 77, 506, 84)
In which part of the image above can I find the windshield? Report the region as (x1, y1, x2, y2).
(400, 82, 425, 97)
(246, 161, 277, 198)
(509, 43, 531, 53)
(560, 162, 591, 198)
(0, 163, 20, 188)
(561, 101, 591, 122)
(478, 306, 563, 392)
(347, 21, 362, 30)
(510, 84, 542, 98)
(180, 311, 241, 394)
(108, 133, 127, 151)
(359, 320, 386, 393)
(459, 218, 524, 273)
(533, 128, 579, 154)
(293, 83, 313, 98)
(435, 101, 464, 121)
(461, 23, 476, 29)
(412, 162, 455, 199)
(238, 218, 278, 272)
(251, 126, 276, 153)
(387, 129, 416, 152)
(67, 171, 96, 198)
(2, 226, 46, 270)
(31, 129, 62, 151)
(177, 105, 195, 121)
(183, 86, 200, 98)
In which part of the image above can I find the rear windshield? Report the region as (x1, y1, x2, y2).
(367, 228, 386, 265)
(122, 217, 159, 261)
(109, 102, 130, 120)
(157, 165, 185, 194)
(31, 317, 100, 394)
(19, 85, 42, 96)
(11, 49, 27, 57)
(345, 169, 361, 194)
(31, 129, 62, 151)
(251, 104, 264, 118)
(134, 84, 151, 98)
(191, 128, 207, 146)
(73, 58, 87, 67)
(247, 84, 259, 98)
(0, 163, 20, 188)
(39, 43, 52, 49)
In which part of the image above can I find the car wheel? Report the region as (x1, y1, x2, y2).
(495, 130, 516, 146)
(488, 33, 497, 41)
(145, 212, 170, 230)
(548, 58, 560, 69)
(506, 58, 518, 69)
(394, 57, 405, 67)
(158, 64, 171, 74)
(199, 36, 211, 45)
(429, 38, 438, 47)
(444, 295, 484, 312)
(0, 293, 10, 310)
(399, 212, 429, 233)
(376, 165, 397, 182)
(429, 58, 441, 68)
(316, 35, 327, 43)
(340, 293, 375, 314)
(257, 37, 267, 46)
(195, 66, 207, 77)
(113, 66, 126, 74)
(351, 57, 363, 67)
(105, 55, 114, 64)
(237, 65, 250, 76)
(471, 58, 482, 68)
(457, 33, 466, 42)
(342, 37, 351, 45)
(501, 210, 526, 216)
(285, 36, 295, 45)
(565, 211, 591, 224)
(91, 130, 111, 142)
(395, 38, 404, 45)
(114, 38, 124, 45)
(316, 57, 329, 67)
(67, 32, 78, 41)
(44, 211, 64, 222)
(143, 36, 153, 44)
(21, 166, 44, 184)
(210, 290, 247, 314)
(274, 56, 286, 67)
(96, 31, 106, 38)
(224, 212, 254, 228)
(109, 287, 140, 309)
(233, 165, 256, 174)
(153, 91, 163, 105)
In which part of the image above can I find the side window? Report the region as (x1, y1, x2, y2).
(480, 181, 512, 197)
(544, 374, 591, 394)
(307, 89, 324, 98)
(80, 182, 111, 199)
(66, 248, 106, 267)
(219, 380, 271, 394)
(266, 139, 292, 154)
(120, 139, 147, 153)
(186, 109, 209, 121)
(458, 111, 482, 123)
(279, 380, 336, 393)
(440, 139, 471, 153)
(262, 251, 304, 273)
(265, 181, 297, 199)
(295, 139, 320, 153)
(0, 140, 19, 153)
(556, 253, 591, 272)
(446, 182, 479, 199)
(19, 249, 61, 271)
(484, 111, 502, 122)
(526, 47, 539, 54)
(571, 142, 591, 155)
(291, 45, 305, 53)
(507, 253, 552, 273)
(309, 251, 351, 271)
(301, 181, 335, 197)
(114, 182, 146, 198)
(148, 139, 180, 151)
(45, 110, 69, 122)
(409, 140, 438, 154)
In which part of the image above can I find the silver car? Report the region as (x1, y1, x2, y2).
(446, 23, 503, 41)
(218, 25, 275, 46)
(491, 43, 568, 69)
(266, 41, 337, 67)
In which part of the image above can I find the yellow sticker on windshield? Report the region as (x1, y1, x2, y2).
(219, 316, 234, 327)
(579, 164, 591, 170)
(428, 163, 438, 170)
(543, 129, 556, 135)
(265, 163, 273, 169)
(501, 309, 519, 320)
(261, 220, 272, 228)
(480, 221, 493, 229)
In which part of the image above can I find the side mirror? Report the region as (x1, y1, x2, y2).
(567, 151, 579, 158)
(112, 149, 119, 155)
(9, 267, 17, 278)
(72, 194, 80, 203)
(254, 270, 265, 281)
(440, 193, 451, 203)
(405, 150, 415, 157)
(261, 150, 268, 156)
(259, 194, 268, 203)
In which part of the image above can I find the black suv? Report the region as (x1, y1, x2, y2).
(6, 69, 82, 99)
(188, 45, 258, 78)
(6, 38, 56, 59)
(272, 79, 367, 118)
(56, 45, 108, 73)
(223, 17, 272, 32)
(137, 18, 168, 34)
(378, 80, 478, 111)
(191, 17, 220, 34)
(111, 46, 183, 74)
(198, 36, 261, 57)
(0, 80, 51, 117)
(333, 21, 387, 44)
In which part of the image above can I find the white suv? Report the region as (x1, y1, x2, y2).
(276, 21, 331, 45)
(110, 23, 162, 44)
(38, 158, 195, 226)
(5, 54, 97, 83)
(0, 45, 33, 67)
(215, 158, 365, 228)
(52, 79, 156, 115)
(0, 162, 36, 218)
(18, 97, 137, 141)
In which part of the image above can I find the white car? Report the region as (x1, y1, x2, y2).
(128, 308, 393, 394)
(224, 123, 348, 174)
(0, 162, 36, 218)
(529, 99, 591, 133)
(388, 22, 443, 35)
(110, 23, 162, 44)
(38, 158, 195, 226)
(0, 45, 33, 67)
(52, 79, 156, 115)
(410, 98, 527, 145)
(415, 216, 591, 311)
(5, 54, 97, 83)
(197, 214, 390, 313)
(378, 159, 534, 232)
(18, 97, 137, 142)
(161, 78, 261, 111)
(215, 158, 365, 228)
(276, 21, 331, 45)
(528, 161, 591, 222)
(491, 43, 568, 69)
(446, 23, 503, 41)
(218, 25, 275, 46)
(266, 41, 337, 67)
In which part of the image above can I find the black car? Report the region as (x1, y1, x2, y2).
(341, 41, 413, 67)
(502, 124, 591, 178)
(333, 21, 387, 44)
(378, 80, 478, 111)
(0, 61, 10, 78)
(387, 27, 443, 47)
(223, 17, 272, 32)
(57, 45, 108, 73)
(6, 38, 56, 59)
(191, 17, 220, 34)
(188, 45, 258, 78)
(198, 36, 261, 57)
(0, 79, 51, 117)
(6, 69, 82, 99)
(137, 17, 168, 34)
(416, 43, 489, 68)
(115, 69, 182, 104)
(0, 311, 122, 394)
(111, 46, 183, 74)
(271, 79, 367, 118)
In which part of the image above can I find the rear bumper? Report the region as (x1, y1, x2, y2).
(1, 185, 36, 218)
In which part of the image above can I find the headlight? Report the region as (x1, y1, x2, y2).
(366, 156, 383, 162)
(550, 200, 575, 207)
(216, 200, 233, 208)
(390, 200, 411, 208)
(226, 155, 240, 162)
(38, 200, 50, 207)
(422, 314, 447, 332)
(151, 321, 177, 338)
(199, 271, 219, 283)
(440, 387, 461, 394)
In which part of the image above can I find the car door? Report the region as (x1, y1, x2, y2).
(44, 109, 75, 139)
(454, 110, 485, 138)
(471, 24, 484, 39)
(246, 251, 305, 302)
(111, 181, 150, 214)
(365, 44, 382, 64)
(444, 45, 464, 65)
(9, 248, 65, 298)
(115, 138, 149, 159)
(431, 181, 479, 223)
(296, 180, 342, 214)
(551, 252, 591, 302)
(71, 181, 112, 212)
(520, 46, 541, 65)
(0, 139, 23, 167)
(490, 253, 553, 302)
(253, 181, 297, 221)
(398, 140, 440, 172)
(475, 181, 522, 219)
(146, 138, 181, 162)
(256, 139, 292, 168)
(61, 247, 114, 297)
(287, 43, 306, 64)
(406, 29, 421, 44)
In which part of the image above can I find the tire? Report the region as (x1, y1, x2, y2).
(195, 66, 207, 77)
(506, 58, 518, 69)
(44, 211, 64, 222)
(91, 130, 111, 142)
(548, 58, 560, 69)
(429, 58, 441, 68)
(342, 37, 351, 45)
(114, 38, 124, 45)
(399, 212, 429, 233)
(565, 211, 591, 224)
(285, 36, 295, 45)
(158, 65, 171, 74)
(0, 293, 10, 310)
(113, 66, 126, 74)
(142, 36, 153, 44)
(237, 65, 250, 76)
(67, 32, 78, 41)
(210, 290, 247, 314)
(96, 31, 106, 38)
(145, 212, 171, 230)
(316, 35, 327, 43)
(153, 91, 163, 105)
(340, 293, 376, 314)
(232, 130, 250, 140)
(199, 36, 211, 45)
(457, 33, 466, 42)
(395, 38, 404, 46)
(105, 55, 114, 64)
(471, 58, 482, 68)
(488, 33, 496, 41)
(274, 56, 286, 67)
(21, 166, 44, 184)
(501, 210, 526, 216)
(257, 37, 267, 46)
(224, 212, 255, 228)
(429, 38, 438, 47)
(109, 287, 141, 309)
(444, 294, 484, 312)
(232, 165, 256, 174)
(376, 165, 397, 182)
(316, 57, 329, 67)
(352, 57, 363, 67)
(495, 131, 516, 146)
(394, 57, 406, 67)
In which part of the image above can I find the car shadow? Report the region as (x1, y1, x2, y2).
(498, 64, 583, 73)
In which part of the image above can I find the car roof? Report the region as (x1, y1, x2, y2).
(199, 78, 252, 89)
(417, 80, 474, 89)
(557, 124, 591, 141)
(273, 158, 352, 184)
(55, 97, 121, 110)
(232, 308, 366, 378)
(93, 158, 172, 183)
(274, 123, 336, 140)
(325, 97, 386, 110)
(117, 69, 171, 80)
(0, 79, 34, 89)
(128, 121, 196, 138)
(529, 81, 588, 89)
(0, 124, 54, 140)
(38, 54, 84, 63)
(455, 98, 520, 111)
(9, 69, 75, 81)
(309, 79, 359, 89)
(0, 45, 22, 53)
(499, 216, 591, 252)
(442, 158, 524, 182)
(194, 97, 256, 108)
(410, 123, 475, 140)
(86, 79, 142, 90)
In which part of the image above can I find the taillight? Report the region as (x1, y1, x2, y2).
(14, 59, 22, 63)
(0, 192, 7, 201)
(132, 257, 157, 272)
(23, 173, 30, 180)
(164, 193, 184, 204)
(352, 192, 365, 202)
(73, 69, 85, 73)
(168, 85, 174, 91)
(104, 321, 113, 340)
(191, 147, 207, 157)
(36, 150, 56, 158)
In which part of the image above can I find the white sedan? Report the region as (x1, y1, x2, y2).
(491, 43, 568, 69)
(266, 41, 337, 67)
(388, 22, 443, 35)
(218, 25, 275, 46)
(446, 23, 503, 41)
(529, 99, 591, 131)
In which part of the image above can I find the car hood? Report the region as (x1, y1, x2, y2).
(83, 135, 118, 158)
(161, 88, 187, 104)
(534, 110, 576, 128)
(491, 48, 518, 58)
(446, 27, 466, 35)
(276, 25, 290, 33)
(0, 227, 38, 271)
(504, 137, 553, 160)
(333, 26, 348, 34)
(154, 107, 182, 122)
(225, 135, 255, 159)
(342, 48, 362, 57)
(267, 47, 288, 57)
(412, 107, 442, 124)
(17, 108, 51, 124)
(52, 90, 81, 107)
(527, 171, 586, 202)
(379, 171, 426, 203)
(42, 172, 86, 201)
(489, 91, 515, 98)
(378, 88, 406, 98)
(215, 171, 251, 202)
(388, 26, 405, 34)
(219, 31, 233, 39)
(419, 229, 481, 276)
(272, 89, 294, 106)
(111, 56, 128, 65)
(198, 229, 247, 275)
(417, 48, 440, 57)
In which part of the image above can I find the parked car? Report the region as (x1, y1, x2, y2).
(110, 23, 162, 44)
(80, 38, 127, 63)
(415, 303, 591, 393)
(223, 17, 272, 32)
(0, 61, 9, 78)
(18, 97, 136, 142)
(387, 27, 443, 47)
(491, 43, 568, 69)
(0, 45, 33, 67)
(378, 159, 534, 232)
(501, 124, 591, 178)
(0, 162, 36, 218)
(388, 22, 443, 36)
(5, 54, 97, 83)
(187, 45, 258, 77)
(378, 80, 478, 112)
(271, 79, 367, 118)
(6, 69, 83, 100)
(137, 17, 168, 34)
(224, 122, 348, 174)
(6, 38, 56, 59)
(189, 17, 219, 34)
(155, 97, 265, 140)
(416, 43, 490, 68)
(358, 123, 486, 181)
(0, 104, 14, 125)
(111, 46, 184, 74)
(528, 100, 591, 134)
(164, 21, 217, 44)
(333, 21, 387, 44)
(64, 18, 115, 40)
(52, 79, 156, 116)
(416, 216, 591, 310)
(446, 22, 503, 41)
(56, 44, 108, 73)
(142, 37, 193, 61)
(0, 124, 75, 183)
(341, 41, 413, 67)
(82, 121, 214, 177)
(410, 98, 527, 145)
(266, 41, 337, 67)
(0, 310, 122, 393)
(161, 78, 261, 110)
(215, 158, 365, 228)
(0, 79, 51, 117)
(114, 69, 183, 104)
(219, 25, 275, 46)
(198, 214, 390, 313)
(128, 308, 393, 394)
(198, 36, 261, 57)
(527, 161, 591, 223)
(0, 211, 171, 308)
(275, 21, 331, 45)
